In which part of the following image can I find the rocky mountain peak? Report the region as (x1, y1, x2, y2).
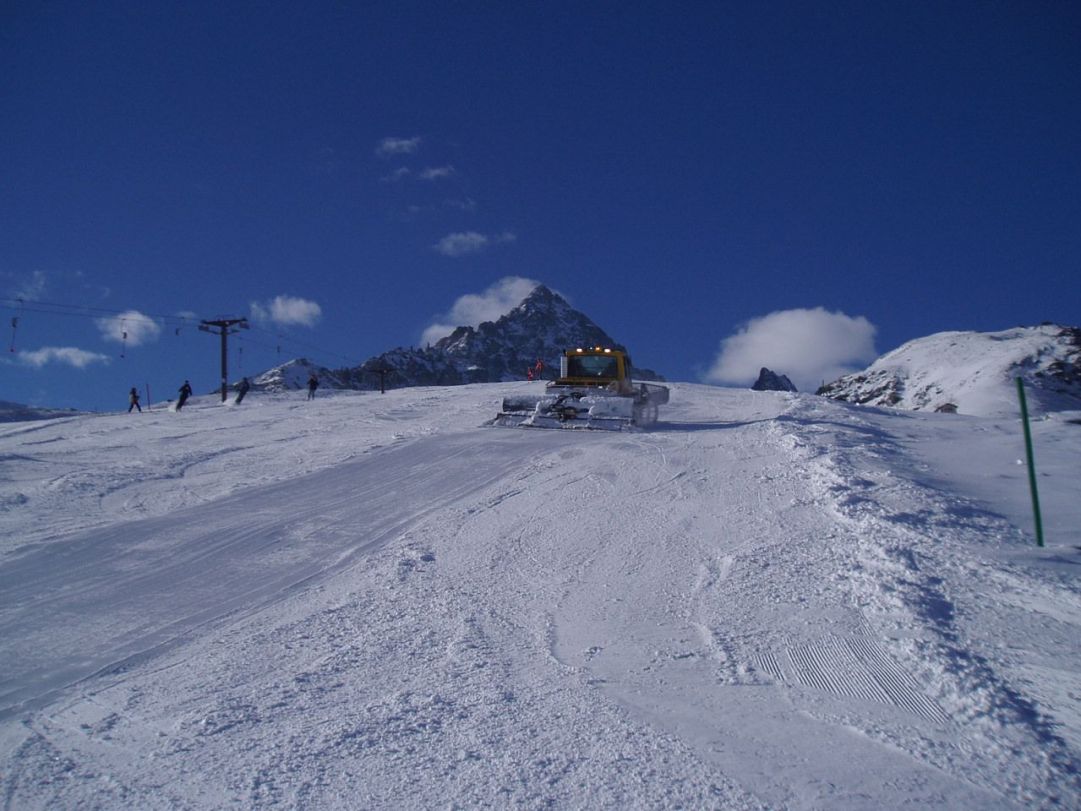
(507, 284, 569, 317)
(432, 284, 604, 358)
(752, 368, 798, 392)
(252, 358, 344, 392)
(258, 283, 663, 393)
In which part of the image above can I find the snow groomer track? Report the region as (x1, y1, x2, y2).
(1, 383, 1079, 809)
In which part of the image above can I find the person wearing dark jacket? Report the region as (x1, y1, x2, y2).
(128, 387, 141, 413)
(307, 373, 319, 400)
(176, 380, 193, 411)
(235, 377, 251, 404)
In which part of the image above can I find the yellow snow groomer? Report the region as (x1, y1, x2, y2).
(493, 347, 669, 431)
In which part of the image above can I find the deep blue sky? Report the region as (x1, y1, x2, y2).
(3, 1, 1079, 410)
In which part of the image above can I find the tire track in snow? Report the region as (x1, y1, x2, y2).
(754, 635, 951, 723)
(749, 652, 783, 682)
(0, 431, 526, 720)
(846, 635, 952, 723)
(537, 396, 1009, 809)
(788, 637, 892, 704)
(774, 396, 1081, 804)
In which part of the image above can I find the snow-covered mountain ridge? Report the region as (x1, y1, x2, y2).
(251, 357, 345, 392)
(818, 323, 1081, 416)
(254, 296, 1079, 423)
(1, 383, 1079, 807)
(0, 401, 82, 423)
(255, 285, 662, 393)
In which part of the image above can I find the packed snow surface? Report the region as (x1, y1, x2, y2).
(1, 383, 1079, 809)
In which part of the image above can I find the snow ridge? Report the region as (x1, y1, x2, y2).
(771, 395, 1081, 805)
(258, 284, 663, 392)
(0, 401, 82, 423)
(818, 323, 1081, 416)
(252, 358, 344, 393)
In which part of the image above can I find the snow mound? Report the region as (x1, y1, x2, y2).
(818, 324, 1081, 416)
(252, 358, 345, 392)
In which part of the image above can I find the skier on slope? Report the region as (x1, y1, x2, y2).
(307, 373, 319, 400)
(176, 380, 193, 411)
(128, 387, 142, 413)
(235, 377, 251, 404)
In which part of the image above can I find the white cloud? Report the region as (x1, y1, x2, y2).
(421, 276, 541, 346)
(445, 197, 477, 212)
(95, 310, 162, 346)
(19, 346, 111, 369)
(250, 295, 323, 328)
(419, 165, 456, 181)
(9, 270, 48, 301)
(376, 136, 422, 157)
(435, 232, 488, 257)
(705, 307, 878, 392)
(434, 231, 517, 257)
(380, 167, 412, 183)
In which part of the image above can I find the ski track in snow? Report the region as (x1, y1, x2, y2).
(0, 384, 1079, 809)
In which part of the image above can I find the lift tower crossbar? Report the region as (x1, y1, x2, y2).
(199, 318, 250, 402)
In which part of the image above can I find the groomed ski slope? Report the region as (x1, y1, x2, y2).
(1, 383, 1079, 809)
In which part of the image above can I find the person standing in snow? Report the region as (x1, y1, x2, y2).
(307, 373, 319, 400)
(176, 380, 193, 411)
(235, 376, 251, 404)
(128, 387, 142, 413)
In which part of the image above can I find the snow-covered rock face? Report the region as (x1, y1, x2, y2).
(252, 358, 344, 392)
(314, 284, 661, 391)
(425, 284, 635, 381)
(817, 324, 1081, 416)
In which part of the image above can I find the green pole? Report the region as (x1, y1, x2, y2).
(1015, 377, 1044, 548)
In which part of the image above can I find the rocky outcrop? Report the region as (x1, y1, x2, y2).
(751, 368, 797, 392)
(817, 324, 1081, 416)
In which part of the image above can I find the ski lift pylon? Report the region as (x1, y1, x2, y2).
(8, 298, 23, 353)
